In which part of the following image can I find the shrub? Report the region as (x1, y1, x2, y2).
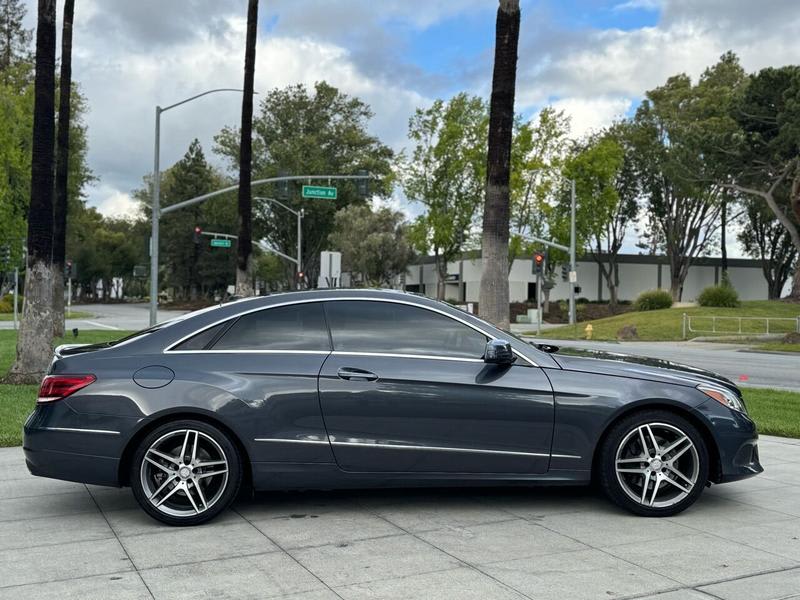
(697, 284, 740, 308)
(635, 289, 673, 311)
(0, 293, 22, 313)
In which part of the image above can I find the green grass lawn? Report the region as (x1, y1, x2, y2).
(754, 342, 800, 353)
(743, 388, 800, 439)
(0, 310, 93, 321)
(534, 301, 800, 341)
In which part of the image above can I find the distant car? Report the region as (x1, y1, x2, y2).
(24, 290, 762, 525)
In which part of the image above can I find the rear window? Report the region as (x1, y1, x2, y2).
(172, 321, 231, 351)
(211, 303, 330, 351)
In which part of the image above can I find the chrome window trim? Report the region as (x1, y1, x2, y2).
(162, 296, 537, 366)
(331, 351, 484, 363)
(40, 426, 120, 436)
(165, 349, 330, 355)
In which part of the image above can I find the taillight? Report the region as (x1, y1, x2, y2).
(37, 374, 96, 404)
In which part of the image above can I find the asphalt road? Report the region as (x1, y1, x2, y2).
(2, 437, 800, 599)
(0, 303, 188, 333)
(528, 338, 800, 391)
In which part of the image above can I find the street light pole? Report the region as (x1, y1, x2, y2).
(149, 88, 250, 326)
(569, 178, 576, 326)
(254, 197, 304, 288)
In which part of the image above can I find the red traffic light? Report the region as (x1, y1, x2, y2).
(534, 253, 544, 264)
(194, 226, 202, 234)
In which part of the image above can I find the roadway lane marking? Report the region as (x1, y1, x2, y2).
(83, 320, 121, 330)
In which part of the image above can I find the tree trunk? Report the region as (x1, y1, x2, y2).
(478, 0, 520, 330)
(792, 262, 800, 300)
(6, 0, 57, 384)
(720, 197, 728, 281)
(235, 0, 257, 297)
(52, 0, 74, 337)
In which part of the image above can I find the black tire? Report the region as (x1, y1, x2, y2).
(130, 419, 242, 526)
(598, 409, 709, 517)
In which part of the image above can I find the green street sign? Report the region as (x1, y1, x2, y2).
(210, 238, 232, 248)
(302, 185, 337, 200)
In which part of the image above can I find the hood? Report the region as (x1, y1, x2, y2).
(551, 346, 739, 392)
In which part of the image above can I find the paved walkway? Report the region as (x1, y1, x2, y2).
(1, 436, 799, 599)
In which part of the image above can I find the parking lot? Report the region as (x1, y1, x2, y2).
(1, 436, 799, 600)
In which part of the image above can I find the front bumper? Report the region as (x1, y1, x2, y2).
(693, 398, 763, 484)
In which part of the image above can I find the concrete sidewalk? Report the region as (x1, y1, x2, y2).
(1, 436, 799, 599)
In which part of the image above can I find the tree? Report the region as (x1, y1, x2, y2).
(631, 54, 747, 301)
(567, 125, 638, 308)
(6, 0, 57, 383)
(479, 0, 520, 330)
(215, 82, 394, 284)
(52, 0, 74, 336)
(329, 205, 414, 287)
(739, 198, 797, 300)
(717, 66, 800, 299)
(0, 0, 32, 75)
(235, 0, 257, 297)
(402, 93, 488, 300)
(134, 140, 234, 301)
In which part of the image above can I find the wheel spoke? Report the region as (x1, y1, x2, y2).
(191, 431, 199, 463)
(661, 435, 689, 456)
(648, 474, 661, 506)
(147, 448, 179, 465)
(153, 480, 181, 506)
(185, 482, 201, 514)
(196, 468, 227, 479)
(669, 443, 693, 462)
(662, 474, 692, 494)
(617, 456, 647, 464)
(179, 430, 191, 462)
(644, 424, 661, 455)
(666, 464, 694, 487)
(640, 471, 651, 504)
(147, 474, 177, 501)
(193, 479, 208, 510)
(144, 456, 173, 474)
(195, 459, 226, 468)
(617, 467, 648, 474)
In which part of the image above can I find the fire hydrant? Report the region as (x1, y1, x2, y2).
(584, 323, 593, 340)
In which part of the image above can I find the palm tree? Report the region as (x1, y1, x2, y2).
(235, 0, 258, 296)
(52, 0, 74, 337)
(478, 0, 520, 330)
(6, 0, 57, 383)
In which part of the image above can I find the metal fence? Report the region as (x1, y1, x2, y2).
(682, 313, 800, 339)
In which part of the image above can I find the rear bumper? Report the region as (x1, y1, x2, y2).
(23, 404, 134, 487)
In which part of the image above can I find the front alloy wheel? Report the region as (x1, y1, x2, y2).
(599, 410, 708, 517)
(131, 420, 242, 526)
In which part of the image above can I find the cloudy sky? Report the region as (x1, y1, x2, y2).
(20, 0, 800, 254)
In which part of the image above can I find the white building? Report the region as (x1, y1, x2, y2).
(403, 252, 771, 303)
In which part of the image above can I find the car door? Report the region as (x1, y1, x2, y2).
(318, 299, 555, 474)
(167, 301, 335, 465)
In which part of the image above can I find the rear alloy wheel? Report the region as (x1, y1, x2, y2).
(131, 420, 242, 526)
(599, 410, 708, 517)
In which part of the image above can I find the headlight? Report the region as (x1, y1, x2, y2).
(697, 384, 747, 414)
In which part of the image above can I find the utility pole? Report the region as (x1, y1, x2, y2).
(569, 178, 576, 326)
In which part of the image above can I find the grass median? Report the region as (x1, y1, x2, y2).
(532, 301, 800, 342)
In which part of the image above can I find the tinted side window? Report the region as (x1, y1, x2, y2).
(172, 321, 230, 351)
(212, 303, 330, 351)
(325, 300, 487, 359)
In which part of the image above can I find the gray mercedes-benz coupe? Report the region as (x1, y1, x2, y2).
(24, 289, 762, 525)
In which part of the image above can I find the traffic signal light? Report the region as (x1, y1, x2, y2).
(64, 260, 74, 278)
(561, 264, 568, 282)
(0, 244, 9, 266)
(193, 226, 202, 244)
(533, 252, 545, 275)
(356, 169, 369, 198)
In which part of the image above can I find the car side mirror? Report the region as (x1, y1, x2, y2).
(484, 339, 515, 365)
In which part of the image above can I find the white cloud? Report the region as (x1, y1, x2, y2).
(551, 96, 632, 138)
(613, 0, 663, 11)
(91, 185, 139, 220)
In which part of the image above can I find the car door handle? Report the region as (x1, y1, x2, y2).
(337, 367, 378, 382)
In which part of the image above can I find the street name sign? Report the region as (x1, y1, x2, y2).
(302, 185, 337, 199)
(210, 238, 232, 248)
